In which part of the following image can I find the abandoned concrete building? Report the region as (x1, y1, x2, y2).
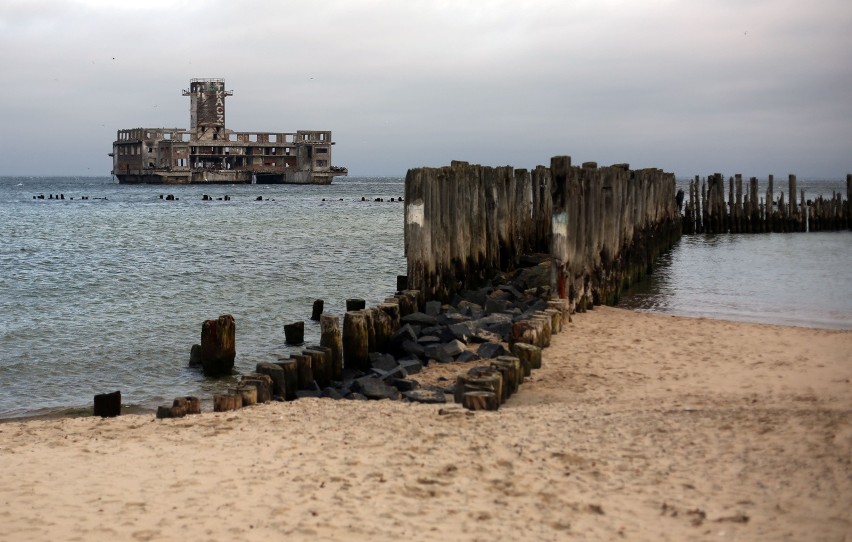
(110, 78, 347, 184)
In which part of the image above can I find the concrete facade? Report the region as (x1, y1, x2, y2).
(110, 78, 346, 184)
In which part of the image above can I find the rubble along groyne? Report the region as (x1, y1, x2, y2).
(683, 173, 851, 234)
(404, 156, 681, 311)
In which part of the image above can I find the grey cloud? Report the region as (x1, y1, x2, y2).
(0, 0, 849, 177)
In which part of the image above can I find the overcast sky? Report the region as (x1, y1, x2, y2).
(1, 0, 850, 178)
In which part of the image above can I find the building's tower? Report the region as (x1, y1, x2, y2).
(182, 78, 233, 141)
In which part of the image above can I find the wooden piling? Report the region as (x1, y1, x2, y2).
(214, 393, 242, 412)
(320, 314, 343, 381)
(290, 353, 314, 389)
(284, 321, 305, 345)
(200, 314, 236, 377)
(311, 299, 324, 321)
(303, 348, 331, 388)
(462, 391, 499, 411)
(343, 310, 370, 371)
(274, 358, 298, 400)
(93, 391, 121, 418)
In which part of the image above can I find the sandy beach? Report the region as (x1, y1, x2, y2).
(1, 306, 850, 542)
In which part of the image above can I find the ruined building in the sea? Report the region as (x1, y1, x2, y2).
(110, 78, 346, 184)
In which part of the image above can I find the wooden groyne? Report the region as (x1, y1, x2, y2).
(682, 173, 851, 234)
(404, 156, 681, 311)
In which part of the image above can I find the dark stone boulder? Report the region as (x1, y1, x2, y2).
(443, 339, 466, 358)
(457, 300, 484, 319)
(448, 322, 474, 342)
(401, 312, 438, 327)
(351, 377, 400, 400)
(485, 298, 511, 315)
(389, 324, 419, 356)
(320, 387, 344, 400)
(417, 334, 442, 345)
(515, 261, 551, 290)
(403, 389, 448, 404)
(402, 340, 426, 358)
(398, 357, 423, 375)
(484, 322, 514, 342)
(425, 344, 455, 364)
(477, 313, 514, 326)
(369, 352, 398, 372)
(296, 390, 322, 399)
(437, 311, 471, 326)
(389, 378, 419, 392)
(478, 341, 508, 359)
(469, 328, 504, 344)
(456, 351, 481, 363)
(392, 323, 418, 343)
(494, 284, 524, 300)
(345, 392, 369, 401)
(424, 300, 442, 316)
(459, 288, 489, 307)
(371, 364, 408, 382)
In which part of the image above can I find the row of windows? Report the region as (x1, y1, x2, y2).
(118, 144, 329, 156)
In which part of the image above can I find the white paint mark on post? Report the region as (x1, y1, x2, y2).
(552, 211, 568, 238)
(407, 201, 424, 227)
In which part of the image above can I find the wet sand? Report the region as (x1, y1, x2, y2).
(1, 306, 850, 541)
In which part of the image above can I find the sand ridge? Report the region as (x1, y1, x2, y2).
(1, 306, 850, 541)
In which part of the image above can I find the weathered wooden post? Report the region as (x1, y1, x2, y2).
(369, 306, 395, 353)
(157, 396, 200, 419)
(256, 362, 287, 399)
(550, 156, 570, 302)
(789, 174, 798, 227)
(200, 314, 236, 377)
(93, 391, 121, 417)
(290, 353, 314, 389)
(733, 174, 741, 233)
(320, 314, 343, 381)
(175, 396, 201, 415)
(454, 371, 503, 406)
(396, 275, 408, 292)
(274, 358, 298, 400)
(284, 321, 304, 345)
(462, 391, 499, 411)
(532, 312, 552, 347)
(343, 310, 370, 371)
(303, 348, 331, 388)
(766, 174, 775, 232)
(240, 373, 273, 403)
(346, 298, 366, 312)
(749, 177, 759, 232)
(214, 393, 243, 412)
(310, 299, 324, 321)
(396, 290, 420, 316)
(496, 355, 524, 390)
(379, 302, 401, 332)
(511, 342, 542, 376)
(847, 174, 851, 230)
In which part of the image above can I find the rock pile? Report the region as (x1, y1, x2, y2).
(164, 256, 564, 418)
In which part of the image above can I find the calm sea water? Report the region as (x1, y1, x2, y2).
(618, 231, 852, 329)
(0, 176, 406, 419)
(0, 176, 849, 419)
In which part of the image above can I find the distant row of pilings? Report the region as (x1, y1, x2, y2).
(404, 157, 681, 312)
(682, 173, 851, 234)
